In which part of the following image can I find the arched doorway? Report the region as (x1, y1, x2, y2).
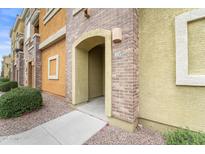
(72, 29, 112, 117)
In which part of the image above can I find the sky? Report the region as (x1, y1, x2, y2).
(0, 8, 22, 72)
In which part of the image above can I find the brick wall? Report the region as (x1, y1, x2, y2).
(66, 8, 139, 123)
(15, 52, 24, 86)
(23, 9, 41, 89)
(24, 40, 34, 86)
(34, 35, 41, 89)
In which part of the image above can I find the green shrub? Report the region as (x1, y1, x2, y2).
(0, 87, 43, 118)
(164, 129, 205, 145)
(0, 78, 9, 82)
(0, 81, 18, 92)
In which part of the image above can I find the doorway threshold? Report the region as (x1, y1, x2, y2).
(76, 97, 107, 121)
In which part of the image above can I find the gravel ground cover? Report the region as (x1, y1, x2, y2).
(0, 92, 73, 136)
(84, 125, 165, 145)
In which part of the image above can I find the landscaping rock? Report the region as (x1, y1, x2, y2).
(84, 125, 165, 145)
(0, 92, 73, 136)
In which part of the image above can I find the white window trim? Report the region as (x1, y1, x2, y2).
(46, 8, 53, 13)
(72, 8, 83, 16)
(39, 26, 66, 50)
(43, 8, 61, 25)
(28, 45, 34, 52)
(175, 9, 205, 86)
(26, 21, 31, 40)
(48, 55, 59, 80)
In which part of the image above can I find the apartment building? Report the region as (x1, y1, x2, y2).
(9, 8, 205, 133)
(39, 8, 67, 96)
(10, 14, 25, 85)
(23, 9, 41, 88)
(1, 55, 11, 78)
(66, 9, 138, 131)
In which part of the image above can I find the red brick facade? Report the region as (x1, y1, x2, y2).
(66, 9, 139, 123)
(23, 9, 41, 89)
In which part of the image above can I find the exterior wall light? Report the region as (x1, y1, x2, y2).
(112, 28, 122, 43)
(84, 8, 91, 18)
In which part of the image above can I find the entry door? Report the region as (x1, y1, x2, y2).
(28, 62, 33, 87)
(14, 66, 17, 81)
(88, 45, 104, 99)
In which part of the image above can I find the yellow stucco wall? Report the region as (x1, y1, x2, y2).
(10, 30, 16, 61)
(75, 44, 105, 102)
(2, 56, 11, 78)
(188, 19, 205, 75)
(76, 48, 89, 103)
(139, 9, 205, 132)
(41, 39, 66, 96)
(88, 45, 105, 99)
(11, 19, 24, 62)
(15, 21, 24, 34)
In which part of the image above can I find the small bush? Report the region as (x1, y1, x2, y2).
(0, 81, 18, 92)
(0, 87, 43, 118)
(0, 78, 9, 82)
(164, 129, 205, 145)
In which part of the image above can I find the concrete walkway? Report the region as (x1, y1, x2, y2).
(0, 111, 106, 145)
(76, 97, 107, 121)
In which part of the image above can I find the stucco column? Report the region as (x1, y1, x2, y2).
(18, 52, 24, 86)
(10, 61, 15, 81)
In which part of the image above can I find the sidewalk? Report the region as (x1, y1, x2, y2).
(0, 111, 106, 145)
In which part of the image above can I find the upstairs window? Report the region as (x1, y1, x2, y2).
(48, 55, 59, 80)
(175, 9, 205, 86)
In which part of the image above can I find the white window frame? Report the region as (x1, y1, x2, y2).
(46, 8, 53, 13)
(43, 8, 61, 24)
(72, 8, 83, 16)
(175, 9, 205, 86)
(48, 55, 59, 80)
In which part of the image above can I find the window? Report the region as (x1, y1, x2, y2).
(50, 59, 56, 75)
(175, 9, 205, 86)
(48, 55, 59, 80)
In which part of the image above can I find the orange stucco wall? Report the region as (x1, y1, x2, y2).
(40, 8, 67, 96)
(41, 38, 66, 96)
(39, 8, 67, 43)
